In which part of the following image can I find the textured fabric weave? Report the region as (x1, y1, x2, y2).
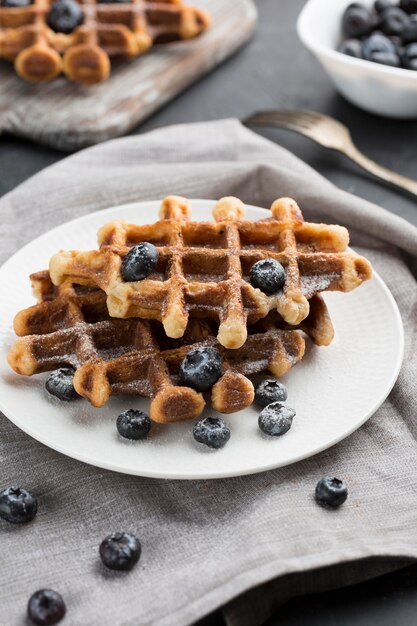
(1, 120, 416, 626)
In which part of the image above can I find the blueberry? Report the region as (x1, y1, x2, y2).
(0, 486, 37, 524)
(362, 32, 395, 60)
(1, 0, 31, 6)
(179, 346, 223, 392)
(250, 259, 285, 294)
(315, 476, 348, 509)
(193, 416, 231, 449)
(121, 242, 159, 282)
(47, 0, 83, 33)
(342, 4, 374, 38)
(379, 7, 410, 36)
(337, 38, 363, 58)
(116, 409, 151, 440)
(258, 402, 295, 437)
(402, 41, 417, 67)
(28, 589, 66, 626)
(371, 50, 401, 65)
(99, 532, 141, 571)
(403, 16, 417, 42)
(374, 0, 394, 12)
(400, 0, 417, 14)
(255, 379, 288, 407)
(45, 367, 77, 401)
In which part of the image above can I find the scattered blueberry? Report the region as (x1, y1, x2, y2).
(342, 4, 375, 38)
(403, 41, 417, 66)
(258, 402, 295, 437)
(179, 346, 223, 392)
(255, 379, 288, 407)
(337, 38, 363, 57)
(400, 0, 417, 13)
(121, 242, 159, 282)
(379, 6, 410, 36)
(116, 409, 151, 440)
(193, 416, 231, 449)
(1, 0, 31, 6)
(315, 477, 348, 509)
(99, 532, 141, 571)
(375, 0, 394, 11)
(45, 367, 77, 401)
(0, 486, 37, 524)
(362, 32, 396, 59)
(47, 0, 84, 33)
(250, 259, 286, 294)
(28, 590, 66, 625)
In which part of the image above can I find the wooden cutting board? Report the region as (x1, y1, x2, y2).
(0, 0, 257, 150)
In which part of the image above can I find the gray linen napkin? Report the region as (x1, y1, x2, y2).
(1, 119, 417, 626)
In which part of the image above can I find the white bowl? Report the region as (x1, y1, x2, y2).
(297, 0, 417, 119)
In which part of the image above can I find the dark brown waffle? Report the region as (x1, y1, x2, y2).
(0, 0, 210, 84)
(50, 195, 371, 349)
(7, 271, 306, 419)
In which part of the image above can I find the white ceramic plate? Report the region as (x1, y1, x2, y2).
(0, 200, 404, 480)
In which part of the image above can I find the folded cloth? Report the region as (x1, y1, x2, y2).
(1, 119, 416, 626)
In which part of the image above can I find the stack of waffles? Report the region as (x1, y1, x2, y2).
(7, 195, 373, 423)
(0, 0, 210, 84)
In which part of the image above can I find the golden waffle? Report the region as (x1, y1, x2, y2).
(0, 0, 210, 84)
(50, 195, 372, 349)
(7, 271, 306, 419)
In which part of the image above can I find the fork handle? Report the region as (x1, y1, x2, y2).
(342, 143, 417, 199)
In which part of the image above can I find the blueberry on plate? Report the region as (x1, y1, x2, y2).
(250, 259, 285, 294)
(47, 0, 84, 34)
(0, 486, 38, 524)
(402, 41, 417, 67)
(400, 0, 417, 14)
(379, 6, 410, 36)
(28, 589, 66, 626)
(179, 346, 223, 392)
(116, 409, 151, 440)
(362, 32, 395, 60)
(337, 38, 363, 58)
(342, 4, 374, 38)
(315, 476, 348, 509)
(1, 0, 31, 6)
(258, 402, 295, 437)
(121, 242, 159, 282)
(374, 0, 394, 12)
(99, 532, 141, 571)
(255, 379, 288, 407)
(45, 367, 77, 401)
(193, 416, 231, 449)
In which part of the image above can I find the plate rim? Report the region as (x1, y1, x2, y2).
(0, 199, 405, 480)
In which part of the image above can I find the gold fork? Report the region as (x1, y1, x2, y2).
(245, 110, 417, 199)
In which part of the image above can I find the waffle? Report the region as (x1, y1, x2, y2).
(7, 271, 306, 420)
(0, 0, 210, 84)
(50, 195, 372, 349)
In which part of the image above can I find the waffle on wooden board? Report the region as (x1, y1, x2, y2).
(0, 0, 210, 84)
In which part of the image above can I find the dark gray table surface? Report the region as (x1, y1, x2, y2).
(1, 0, 417, 624)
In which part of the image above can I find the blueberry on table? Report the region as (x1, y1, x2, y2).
(28, 589, 66, 625)
(121, 242, 159, 282)
(116, 409, 151, 440)
(179, 346, 223, 392)
(362, 32, 396, 60)
(337, 38, 363, 58)
(400, 0, 417, 14)
(255, 379, 288, 407)
(258, 402, 295, 437)
(1, 0, 31, 7)
(47, 0, 83, 34)
(193, 416, 231, 449)
(45, 367, 77, 401)
(0, 486, 37, 524)
(379, 7, 410, 36)
(402, 42, 417, 68)
(342, 4, 374, 38)
(249, 259, 286, 294)
(315, 476, 348, 509)
(374, 0, 394, 12)
(99, 532, 141, 571)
